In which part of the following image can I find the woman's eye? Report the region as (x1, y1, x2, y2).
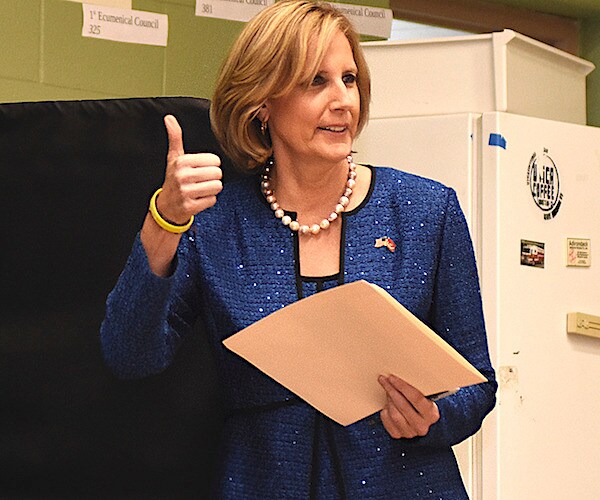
(343, 73, 357, 85)
(312, 74, 326, 86)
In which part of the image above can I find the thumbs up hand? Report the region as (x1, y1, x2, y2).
(156, 114, 223, 225)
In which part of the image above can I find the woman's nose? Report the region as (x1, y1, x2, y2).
(330, 80, 353, 109)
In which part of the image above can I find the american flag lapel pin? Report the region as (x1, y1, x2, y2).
(374, 236, 396, 252)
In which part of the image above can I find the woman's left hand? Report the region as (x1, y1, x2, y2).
(378, 374, 440, 439)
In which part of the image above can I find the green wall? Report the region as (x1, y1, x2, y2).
(0, 0, 385, 103)
(2, 0, 600, 126)
(582, 18, 600, 126)
(0, 0, 245, 102)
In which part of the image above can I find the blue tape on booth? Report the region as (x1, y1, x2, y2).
(488, 133, 507, 149)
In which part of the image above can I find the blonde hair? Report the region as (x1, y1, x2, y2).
(210, 0, 371, 172)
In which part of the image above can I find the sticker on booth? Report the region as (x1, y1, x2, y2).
(566, 238, 591, 267)
(521, 240, 545, 268)
(526, 148, 563, 221)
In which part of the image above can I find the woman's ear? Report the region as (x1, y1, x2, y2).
(257, 102, 270, 123)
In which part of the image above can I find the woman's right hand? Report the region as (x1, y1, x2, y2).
(141, 115, 223, 277)
(157, 114, 223, 224)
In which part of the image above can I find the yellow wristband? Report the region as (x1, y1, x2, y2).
(149, 188, 194, 234)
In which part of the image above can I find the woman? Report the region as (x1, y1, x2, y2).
(101, 1, 496, 497)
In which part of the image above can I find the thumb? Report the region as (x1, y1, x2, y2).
(164, 114, 185, 158)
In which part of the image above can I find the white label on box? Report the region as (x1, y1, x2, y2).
(566, 238, 591, 267)
(195, 0, 391, 38)
(195, 0, 274, 23)
(67, 0, 132, 8)
(82, 4, 168, 47)
(329, 3, 392, 39)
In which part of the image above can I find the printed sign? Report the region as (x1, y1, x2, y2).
(526, 148, 563, 220)
(566, 238, 591, 267)
(521, 239, 545, 268)
(329, 2, 392, 38)
(68, 0, 132, 7)
(195, 0, 392, 38)
(82, 4, 168, 46)
(195, 0, 274, 22)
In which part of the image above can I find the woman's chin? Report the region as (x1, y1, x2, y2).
(318, 141, 354, 162)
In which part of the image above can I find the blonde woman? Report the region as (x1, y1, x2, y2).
(101, 1, 496, 497)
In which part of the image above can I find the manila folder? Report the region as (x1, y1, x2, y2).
(223, 280, 487, 426)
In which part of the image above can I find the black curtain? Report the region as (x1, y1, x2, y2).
(0, 97, 237, 498)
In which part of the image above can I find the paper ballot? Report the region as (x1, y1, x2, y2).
(223, 280, 487, 426)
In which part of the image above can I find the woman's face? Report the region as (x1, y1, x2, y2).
(263, 30, 360, 167)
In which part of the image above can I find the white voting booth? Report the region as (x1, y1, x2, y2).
(362, 29, 593, 124)
(357, 31, 598, 499)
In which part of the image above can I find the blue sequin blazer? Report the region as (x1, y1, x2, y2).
(101, 166, 497, 499)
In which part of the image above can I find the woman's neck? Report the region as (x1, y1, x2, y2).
(269, 155, 351, 217)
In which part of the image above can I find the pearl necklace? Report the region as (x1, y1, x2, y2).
(261, 155, 357, 235)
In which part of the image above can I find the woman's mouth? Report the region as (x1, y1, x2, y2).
(319, 126, 347, 133)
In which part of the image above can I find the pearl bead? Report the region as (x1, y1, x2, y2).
(282, 215, 292, 225)
(299, 225, 310, 234)
(275, 208, 284, 218)
(266, 195, 276, 203)
(328, 212, 338, 222)
(289, 221, 300, 231)
(335, 203, 344, 214)
(320, 219, 330, 229)
(270, 202, 279, 211)
(347, 178, 356, 189)
(340, 196, 349, 207)
(310, 224, 321, 234)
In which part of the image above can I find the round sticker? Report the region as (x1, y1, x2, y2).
(527, 148, 563, 220)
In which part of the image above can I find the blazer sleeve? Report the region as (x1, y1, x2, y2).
(411, 188, 497, 448)
(99, 232, 202, 379)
